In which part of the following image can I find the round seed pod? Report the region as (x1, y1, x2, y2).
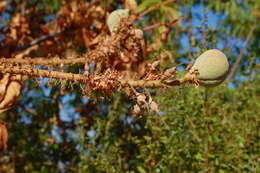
(191, 49, 229, 87)
(107, 9, 129, 33)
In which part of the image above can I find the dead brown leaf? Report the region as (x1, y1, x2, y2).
(0, 121, 8, 151)
(0, 74, 26, 115)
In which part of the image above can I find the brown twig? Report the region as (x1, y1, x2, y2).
(0, 65, 87, 82)
(14, 45, 39, 59)
(120, 79, 168, 88)
(15, 31, 62, 51)
(226, 24, 257, 81)
(0, 57, 86, 66)
(143, 23, 161, 31)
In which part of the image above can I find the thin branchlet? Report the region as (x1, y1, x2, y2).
(0, 65, 87, 82)
(0, 57, 86, 66)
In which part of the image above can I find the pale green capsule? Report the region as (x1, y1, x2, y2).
(191, 49, 229, 87)
(107, 9, 129, 33)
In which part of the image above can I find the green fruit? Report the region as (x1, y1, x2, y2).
(191, 49, 229, 87)
(107, 9, 129, 33)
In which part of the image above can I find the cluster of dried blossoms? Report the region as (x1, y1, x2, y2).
(0, 0, 198, 150)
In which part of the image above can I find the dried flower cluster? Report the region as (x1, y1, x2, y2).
(0, 0, 209, 151)
(84, 18, 145, 78)
(84, 69, 122, 97)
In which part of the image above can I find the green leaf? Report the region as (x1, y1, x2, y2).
(195, 153, 203, 161)
(137, 166, 147, 173)
(144, 136, 152, 141)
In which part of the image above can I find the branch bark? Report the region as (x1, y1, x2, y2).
(0, 65, 193, 88)
(0, 65, 87, 82)
(0, 57, 86, 66)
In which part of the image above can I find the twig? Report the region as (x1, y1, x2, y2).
(139, 0, 175, 17)
(143, 18, 179, 31)
(187, 27, 193, 62)
(14, 45, 39, 59)
(120, 79, 168, 88)
(15, 31, 62, 51)
(204, 88, 211, 173)
(226, 24, 257, 81)
(0, 57, 86, 66)
(143, 23, 161, 31)
(0, 65, 87, 82)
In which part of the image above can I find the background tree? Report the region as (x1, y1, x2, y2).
(0, 0, 259, 172)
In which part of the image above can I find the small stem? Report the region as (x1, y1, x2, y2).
(0, 65, 87, 82)
(120, 79, 168, 88)
(0, 57, 86, 66)
(16, 31, 62, 51)
(139, 0, 175, 17)
(143, 23, 161, 31)
(204, 87, 211, 173)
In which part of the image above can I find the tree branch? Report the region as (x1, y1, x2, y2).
(0, 57, 86, 66)
(0, 65, 87, 82)
(120, 79, 168, 88)
(15, 31, 62, 51)
(226, 24, 257, 81)
(0, 65, 193, 88)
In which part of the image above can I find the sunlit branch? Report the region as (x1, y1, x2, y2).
(0, 65, 87, 82)
(0, 65, 194, 88)
(0, 57, 86, 66)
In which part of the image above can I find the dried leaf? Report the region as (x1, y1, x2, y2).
(0, 74, 10, 100)
(137, 94, 146, 105)
(0, 74, 25, 114)
(46, 137, 56, 144)
(163, 66, 176, 78)
(0, 121, 8, 151)
(149, 101, 160, 114)
(150, 60, 160, 70)
(132, 104, 141, 114)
